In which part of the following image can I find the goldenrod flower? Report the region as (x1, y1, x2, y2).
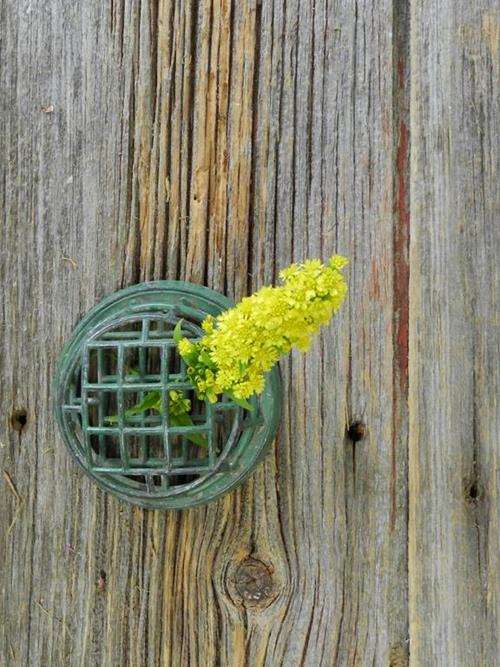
(168, 390, 191, 417)
(177, 256, 348, 404)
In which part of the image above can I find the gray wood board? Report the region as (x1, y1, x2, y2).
(0, 1, 497, 665)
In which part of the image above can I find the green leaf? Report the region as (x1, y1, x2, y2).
(181, 348, 198, 365)
(103, 387, 209, 449)
(225, 390, 254, 412)
(104, 391, 161, 424)
(173, 319, 184, 344)
(199, 349, 216, 369)
(125, 391, 162, 417)
(170, 413, 208, 448)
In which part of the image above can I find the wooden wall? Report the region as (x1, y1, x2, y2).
(1, 1, 498, 665)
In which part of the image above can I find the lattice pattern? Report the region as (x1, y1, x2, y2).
(62, 315, 248, 494)
(55, 282, 281, 509)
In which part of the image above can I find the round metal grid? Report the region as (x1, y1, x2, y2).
(54, 281, 282, 509)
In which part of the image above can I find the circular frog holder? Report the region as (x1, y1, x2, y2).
(54, 282, 282, 509)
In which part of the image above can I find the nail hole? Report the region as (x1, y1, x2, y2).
(464, 477, 482, 505)
(10, 409, 28, 433)
(347, 420, 366, 442)
(97, 569, 106, 593)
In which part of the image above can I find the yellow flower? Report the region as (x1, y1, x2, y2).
(177, 255, 348, 402)
(168, 390, 191, 417)
(178, 338, 195, 357)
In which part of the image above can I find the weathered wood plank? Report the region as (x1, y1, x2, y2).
(0, 1, 407, 666)
(2, 0, 496, 665)
(409, 1, 499, 665)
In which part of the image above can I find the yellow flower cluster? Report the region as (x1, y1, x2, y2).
(177, 256, 348, 404)
(168, 390, 191, 417)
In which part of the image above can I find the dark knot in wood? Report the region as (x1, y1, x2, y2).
(234, 558, 274, 607)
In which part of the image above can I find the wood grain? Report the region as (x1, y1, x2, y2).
(0, 1, 497, 666)
(409, 1, 499, 664)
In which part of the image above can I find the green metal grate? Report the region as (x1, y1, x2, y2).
(54, 281, 282, 509)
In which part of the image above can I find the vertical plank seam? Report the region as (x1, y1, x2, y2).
(391, 0, 411, 664)
(246, 0, 262, 293)
(391, 0, 411, 527)
(25, 430, 38, 667)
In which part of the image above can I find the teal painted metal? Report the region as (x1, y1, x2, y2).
(54, 281, 282, 509)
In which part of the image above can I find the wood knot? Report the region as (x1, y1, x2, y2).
(233, 558, 276, 608)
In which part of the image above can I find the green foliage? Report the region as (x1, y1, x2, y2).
(106, 389, 207, 448)
(106, 256, 348, 449)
